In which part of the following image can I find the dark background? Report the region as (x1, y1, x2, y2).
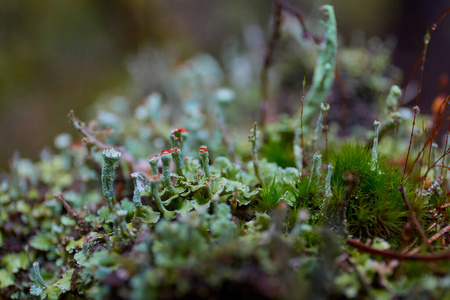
(1, 0, 449, 169)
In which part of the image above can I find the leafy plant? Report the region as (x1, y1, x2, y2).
(1, 2, 450, 300)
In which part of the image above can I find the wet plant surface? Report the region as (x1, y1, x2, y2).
(2, 3, 450, 300)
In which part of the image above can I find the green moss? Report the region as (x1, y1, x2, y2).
(331, 144, 408, 245)
(1, 3, 449, 299)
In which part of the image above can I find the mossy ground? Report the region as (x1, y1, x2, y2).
(2, 3, 450, 300)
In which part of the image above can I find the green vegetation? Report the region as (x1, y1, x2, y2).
(1, 3, 450, 300)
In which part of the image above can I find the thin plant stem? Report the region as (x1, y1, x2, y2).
(347, 238, 450, 261)
(398, 185, 431, 250)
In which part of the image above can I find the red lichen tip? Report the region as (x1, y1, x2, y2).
(161, 149, 171, 156)
(149, 154, 160, 160)
(149, 173, 161, 181)
(103, 147, 122, 158)
(205, 181, 210, 186)
(169, 147, 180, 153)
(172, 127, 188, 137)
(199, 146, 208, 153)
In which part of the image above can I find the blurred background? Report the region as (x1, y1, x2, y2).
(1, 0, 449, 169)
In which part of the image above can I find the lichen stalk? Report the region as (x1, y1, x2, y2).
(302, 5, 337, 125)
(312, 111, 323, 152)
(300, 76, 306, 170)
(309, 151, 322, 186)
(199, 145, 211, 181)
(312, 103, 330, 152)
(371, 120, 381, 170)
(169, 131, 181, 149)
(148, 154, 160, 175)
(149, 174, 174, 219)
(31, 262, 47, 287)
(170, 147, 184, 176)
(130, 172, 146, 207)
(324, 163, 333, 199)
(101, 148, 122, 210)
(160, 150, 177, 194)
(170, 127, 188, 151)
(248, 122, 263, 185)
(319, 163, 333, 216)
(293, 128, 303, 172)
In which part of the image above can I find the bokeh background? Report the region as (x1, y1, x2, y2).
(1, 0, 449, 169)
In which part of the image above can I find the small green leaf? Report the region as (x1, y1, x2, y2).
(134, 206, 160, 224)
(17, 200, 31, 214)
(192, 199, 210, 214)
(61, 216, 76, 226)
(1, 252, 29, 273)
(0, 269, 14, 288)
(41, 285, 61, 300)
(65, 239, 78, 253)
(90, 232, 104, 239)
(174, 200, 193, 215)
(97, 206, 114, 224)
(211, 177, 227, 194)
(185, 182, 207, 192)
(74, 252, 88, 267)
(91, 250, 120, 267)
(30, 234, 54, 251)
(53, 269, 74, 292)
(121, 199, 135, 216)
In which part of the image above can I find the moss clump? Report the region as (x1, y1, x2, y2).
(331, 144, 409, 246)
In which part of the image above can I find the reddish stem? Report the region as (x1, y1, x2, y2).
(401, 8, 450, 177)
(403, 111, 418, 179)
(324, 112, 328, 163)
(347, 238, 450, 261)
(398, 185, 431, 250)
(300, 95, 306, 170)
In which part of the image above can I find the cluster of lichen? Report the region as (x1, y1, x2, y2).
(1, 4, 450, 300)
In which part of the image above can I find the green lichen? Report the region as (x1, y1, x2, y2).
(131, 172, 146, 207)
(1, 3, 449, 299)
(160, 150, 177, 195)
(148, 154, 160, 175)
(149, 174, 175, 219)
(303, 5, 337, 126)
(371, 120, 381, 170)
(170, 147, 184, 176)
(248, 122, 263, 185)
(198, 145, 210, 181)
(101, 148, 122, 209)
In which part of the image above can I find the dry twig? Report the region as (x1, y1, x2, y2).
(54, 192, 91, 234)
(68, 110, 135, 166)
